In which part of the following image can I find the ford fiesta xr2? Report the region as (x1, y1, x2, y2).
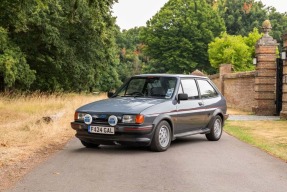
(71, 74, 228, 152)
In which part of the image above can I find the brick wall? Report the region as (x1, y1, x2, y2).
(223, 72, 256, 111)
(209, 74, 220, 91)
(209, 65, 256, 112)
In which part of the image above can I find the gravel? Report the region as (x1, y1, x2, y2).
(228, 115, 281, 121)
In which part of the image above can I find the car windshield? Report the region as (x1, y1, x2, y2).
(114, 76, 177, 99)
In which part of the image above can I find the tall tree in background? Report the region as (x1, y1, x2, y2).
(0, 0, 36, 90)
(0, 0, 120, 92)
(267, 7, 287, 50)
(140, 0, 225, 74)
(216, 0, 267, 36)
(215, 0, 287, 48)
(0, 27, 35, 90)
(115, 27, 146, 82)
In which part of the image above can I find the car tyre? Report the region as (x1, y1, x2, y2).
(206, 115, 223, 141)
(80, 140, 100, 148)
(150, 121, 171, 152)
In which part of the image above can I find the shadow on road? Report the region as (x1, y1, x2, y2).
(172, 136, 207, 146)
(69, 135, 208, 154)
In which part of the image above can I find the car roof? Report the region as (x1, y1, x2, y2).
(134, 73, 208, 79)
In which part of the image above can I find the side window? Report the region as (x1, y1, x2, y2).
(181, 79, 199, 99)
(197, 79, 218, 99)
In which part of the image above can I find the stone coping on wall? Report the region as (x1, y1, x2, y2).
(223, 71, 256, 79)
(208, 74, 219, 79)
(209, 71, 256, 80)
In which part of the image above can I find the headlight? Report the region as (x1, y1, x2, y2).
(122, 115, 144, 124)
(74, 112, 86, 121)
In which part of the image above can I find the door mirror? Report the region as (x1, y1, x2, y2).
(178, 93, 188, 101)
(107, 92, 114, 98)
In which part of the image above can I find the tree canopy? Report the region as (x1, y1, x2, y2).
(208, 29, 262, 71)
(215, 0, 266, 36)
(0, 27, 35, 90)
(0, 0, 120, 92)
(215, 0, 287, 48)
(1, 0, 287, 92)
(115, 27, 146, 82)
(140, 0, 225, 74)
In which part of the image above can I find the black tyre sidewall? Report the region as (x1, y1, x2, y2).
(151, 121, 171, 152)
(206, 115, 223, 141)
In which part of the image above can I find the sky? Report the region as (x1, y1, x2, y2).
(112, 0, 287, 30)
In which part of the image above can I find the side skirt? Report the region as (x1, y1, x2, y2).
(174, 128, 210, 139)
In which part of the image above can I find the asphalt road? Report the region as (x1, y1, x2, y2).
(7, 133, 287, 192)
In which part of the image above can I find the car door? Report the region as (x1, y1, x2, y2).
(174, 78, 207, 134)
(196, 79, 222, 127)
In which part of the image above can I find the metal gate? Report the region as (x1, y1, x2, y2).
(276, 58, 283, 115)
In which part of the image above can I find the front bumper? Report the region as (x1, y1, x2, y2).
(71, 122, 154, 146)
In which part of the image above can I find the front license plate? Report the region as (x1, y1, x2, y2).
(89, 126, 115, 135)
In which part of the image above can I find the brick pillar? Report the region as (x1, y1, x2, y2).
(280, 32, 287, 119)
(253, 20, 278, 116)
(219, 64, 232, 95)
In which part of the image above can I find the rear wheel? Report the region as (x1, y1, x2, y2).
(206, 115, 223, 141)
(80, 140, 100, 148)
(150, 121, 171, 152)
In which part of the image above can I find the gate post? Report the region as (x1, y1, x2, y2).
(252, 20, 278, 115)
(280, 31, 287, 119)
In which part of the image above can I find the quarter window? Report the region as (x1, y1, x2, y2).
(181, 79, 199, 99)
(197, 80, 218, 98)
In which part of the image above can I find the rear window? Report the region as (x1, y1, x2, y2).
(197, 80, 218, 99)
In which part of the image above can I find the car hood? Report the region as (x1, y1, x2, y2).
(77, 97, 167, 114)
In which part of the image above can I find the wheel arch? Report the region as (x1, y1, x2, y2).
(206, 109, 224, 130)
(211, 108, 225, 123)
(152, 114, 174, 139)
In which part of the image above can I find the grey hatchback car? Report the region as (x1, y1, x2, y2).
(71, 74, 228, 152)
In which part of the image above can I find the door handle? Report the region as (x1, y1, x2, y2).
(198, 102, 204, 106)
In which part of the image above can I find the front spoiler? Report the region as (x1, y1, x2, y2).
(71, 122, 153, 146)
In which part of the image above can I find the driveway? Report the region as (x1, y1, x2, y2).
(7, 133, 287, 192)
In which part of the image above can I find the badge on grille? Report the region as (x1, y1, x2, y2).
(108, 115, 118, 126)
(84, 114, 93, 125)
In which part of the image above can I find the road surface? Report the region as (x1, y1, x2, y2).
(7, 133, 287, 192)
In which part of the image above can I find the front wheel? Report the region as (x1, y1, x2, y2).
(80, 140, 100, 148)
(150, 121, 171, 152)
(206, 115, 223, 141)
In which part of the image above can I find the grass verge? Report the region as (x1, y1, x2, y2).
(0, 93, 106, 190)
(227, 108, 253, 115)
(225, 120, 287, 162)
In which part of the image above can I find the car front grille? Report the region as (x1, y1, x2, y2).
(91, 114, 122, 124)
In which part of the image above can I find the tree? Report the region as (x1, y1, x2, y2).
(216, 0, 267, 36)
(215, 0, 287, 48)
(140, 0, 225, 74)
(208, 29, 262, 71)
(0, 27, 35, 90)
(267, 8, 287, 50)
(115, 27, 146, 82)
(0, 0, 120, 92)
